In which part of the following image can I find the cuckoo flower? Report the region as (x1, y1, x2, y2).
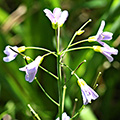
(3, 45, 25, 62)
(43, 8, 68, 29)
(93, 46, 118, 62)
(78, 79, 99, 105)
(56, 112, 70, 120)
(19, 56, 43, 83)
(88, 20, 113, 48)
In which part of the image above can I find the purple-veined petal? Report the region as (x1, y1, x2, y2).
(81, 88, 89, 105)
(86, 84, 99, 100)
(3, 55, 17, 62)
(101, 47, 117, 62)
(102, 51, 114, 62)
(25, 66, 38, 82)
(78, 79, 99, 105)
(19, 56, 42, 82)
(101, 32, 113, 40)
(3, 46, 18, 62)
(97, 41, 111, 49)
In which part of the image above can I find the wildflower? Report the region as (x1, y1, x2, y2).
(19, 56, 43, 83)
(3, 45, 25, 62)
(93, 46, 118, 62)
(56, 112, 70, 120)
(77, 79, 99, 105)
(88, 20, 113, 47)
(43, 7, 68, 29)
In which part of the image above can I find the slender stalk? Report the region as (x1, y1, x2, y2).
(69, 38, 94, 47)
(65, 46, 93, 52)
(35, 78, 59, 106)
(72, 98, 78, 117)
(57, 55, 62, 120)
(55, 29, 58, 51)
(60, 62, 80, 80)
(57, 26, 62, 120)
(62, 85, 67, 112)
(10, 46, 58, 80)
(93, 72, 101, 89)
(60, 19, 92, 62)
(39, 66, 58, 80)
(70, 105, 85, 119)
(27, 104, 41, 120)
(25, 46, 57, 57)
(67, 19, 92, 49)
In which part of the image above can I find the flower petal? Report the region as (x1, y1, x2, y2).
(58, 10, 68, 27)
(3, 46, 18, 62)
(19, 56, 42, 82)
(3, 56, 16, 62)
(44, 9, 55, 23)
(86, 84, 99, 100)
(56, 112, 70, 120)
(53, 8, 61, 21)
(25, 67, 38, 82)
(96, 20, 105, 36)
(101, 32, 113, 40)
(81, 88, 89, 105)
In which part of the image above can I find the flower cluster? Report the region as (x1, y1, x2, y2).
(3, 7, 119, 120)
(43, 8, 68, 29)
(88, 20, 118, 62)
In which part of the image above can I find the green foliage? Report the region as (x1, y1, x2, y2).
(0, 0, 120, 119)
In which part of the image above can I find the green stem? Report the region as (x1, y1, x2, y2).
(57, 26, 62, 120)
(39, 66, 58, 80)
(25, 46, 57, 57)
(67, 19, 92, 50)
(10, 46, 58, 80)
(28, 104, 41, 120)
(60, 62, 80, 80)
(60, 19, 92, 61)
(69, 39, 90, 47)
(35, 78, 59, 106)
(57, 26, 60, 53)
(65, 46, 93, 53)
(70, 105, 85, 119)
(57, 55, 62, 120)
(62, 85, 67, 112)
(93, 72, 101, 89)
(55, 29, 58, 51)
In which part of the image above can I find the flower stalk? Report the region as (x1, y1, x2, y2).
(56, 26, 63, 120)
(35, 78, 59, 106)
(27, 104, 41, 120)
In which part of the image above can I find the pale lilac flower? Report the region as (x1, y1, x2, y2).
(56, 112, 70, 120)
(19, 56, 43, 83)
(93, 46, 118, 62)
(77, 79, 99, 105)
(88, 20, 113, 48)
(3, 46, 18, 62)
(43, 8, 68, 28)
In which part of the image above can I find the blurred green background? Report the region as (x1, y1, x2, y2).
(0, 0, 120, 119)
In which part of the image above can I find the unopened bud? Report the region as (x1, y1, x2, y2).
(76, 30, 84, 35)
(17, 46, 26, 53)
